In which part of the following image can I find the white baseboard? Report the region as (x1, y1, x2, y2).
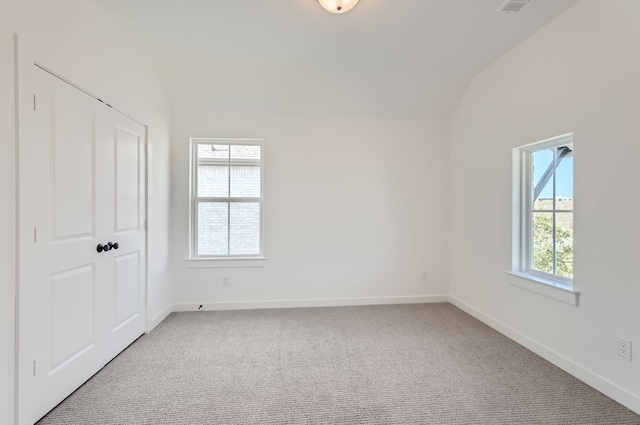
(173, 295, 449, 312)
(146, 304, 173, 332)
(448, 296, 640, 416)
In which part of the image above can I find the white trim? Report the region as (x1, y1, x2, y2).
(189, 138, 264, 258)
(143, 125, 150, 343)
(512, 133, 574, 284)
(13, 32, 20, 425)
(173, 295, 449, 312)
(33, 62, 144, 126)
(191, 137, 264, 144)
(184, 257, 268, 268)
(506, 271, 580, 306)
(448, 296, 640, 416)
(519, 132, 573, 151)
(146, 304, 172, 333)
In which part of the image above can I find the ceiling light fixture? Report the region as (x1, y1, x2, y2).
(317, 0, 360, 14)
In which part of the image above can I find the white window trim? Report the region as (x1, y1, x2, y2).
(184, 257, 268, 269)
(506, 271, 580, 306)
(186, 138, 266, 266)
(510, 133, 579, 305)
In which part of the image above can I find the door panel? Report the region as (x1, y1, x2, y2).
(101, 109, 146, 358)
(19, 68, 106, 425)
(49, 265, 95, 373)
(114, 252, 140, 330)
(115, 125, 141, 233)
(19, 65, 146, 425)
(49, 96, 95, 241)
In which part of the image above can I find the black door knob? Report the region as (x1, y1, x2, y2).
(109, 242, 119, 250)
(97, 243, 113, 253)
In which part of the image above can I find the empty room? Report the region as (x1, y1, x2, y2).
(1, 0, 640, 424)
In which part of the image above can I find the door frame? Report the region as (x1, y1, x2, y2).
(15, 38, 149, 425)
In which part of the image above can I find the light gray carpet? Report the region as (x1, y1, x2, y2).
(37, 304, 640, 425)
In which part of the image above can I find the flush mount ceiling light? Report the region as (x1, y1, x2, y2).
(317, 0, 360, 14)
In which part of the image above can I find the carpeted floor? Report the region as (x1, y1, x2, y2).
(37, 303, 640, 424)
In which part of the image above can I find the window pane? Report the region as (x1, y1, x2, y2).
(198, 143, 230, 161)
(198, 144, 229, 197)
(555, 212, 574, 279)
(532, 212, 554, 274)
(532, 148, 554, 210)
(230, 165, 261, 198)
(555, 151, 573, 209)
(230, 144, 261, 161)
(230, 145, 261, 198)
(229, 202, 260, 255)
(198, 202, 228, 255)
(198, 165, 228, 197)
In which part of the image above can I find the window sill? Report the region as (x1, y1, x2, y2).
(185, 257, 268, 269)
(506, 271, 580, 306)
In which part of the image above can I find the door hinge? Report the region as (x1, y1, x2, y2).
(33, 94, 36, 111)
(144, 144, 148, 155)
(34, 227, 37, 243)
(33, 360, 36, 377)
(144, 219, 148, 230)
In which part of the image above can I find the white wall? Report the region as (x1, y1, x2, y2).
(1, 0, 172, 423)
(166, 68, 450, 309)
(449, 0, 640, 413)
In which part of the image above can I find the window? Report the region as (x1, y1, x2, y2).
(514, 134, 573, 286)
(191, 138, 263, 258)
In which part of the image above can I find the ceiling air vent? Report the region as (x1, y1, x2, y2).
(496, 0, 532, 13)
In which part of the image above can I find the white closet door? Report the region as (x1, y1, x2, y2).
(98, 104, 146, 362)
(18, 66, 146, 425)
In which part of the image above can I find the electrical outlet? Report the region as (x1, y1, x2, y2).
(422, 271, 429, 281)
(617, 337, 632, 361)
(222, 276, 230, 286)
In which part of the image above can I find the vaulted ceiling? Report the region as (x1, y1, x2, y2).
(93, 0, 580, 119)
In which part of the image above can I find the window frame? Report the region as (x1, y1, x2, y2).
(189, 138, 264, 260)
(513, 133, 574, 288)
